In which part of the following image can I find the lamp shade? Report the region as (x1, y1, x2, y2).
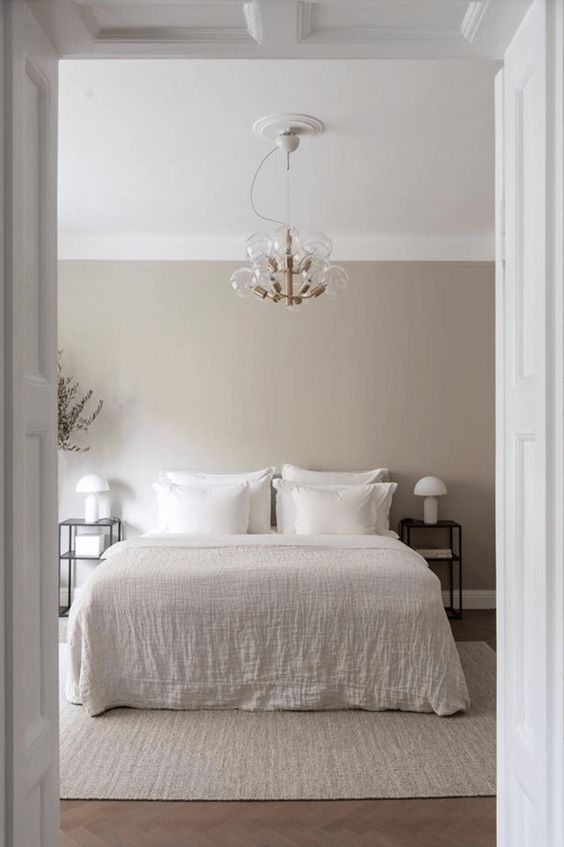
(413, 476, 447, 497)
(75, 474, 110, 494)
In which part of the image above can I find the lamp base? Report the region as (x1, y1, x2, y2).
(84, 494, 99, 524)
(423, 496, 438, 525)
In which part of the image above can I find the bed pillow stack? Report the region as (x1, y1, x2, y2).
(152, 464, 396, 536)
(274, 464, 397, 536)
(155, 467, 274, 534)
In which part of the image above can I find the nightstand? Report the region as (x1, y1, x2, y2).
(399, 518, 463, 620)
(59, 517, 123, 617)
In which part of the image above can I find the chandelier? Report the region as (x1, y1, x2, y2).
(230, 114, 349, 308)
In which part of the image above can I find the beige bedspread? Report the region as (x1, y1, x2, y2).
(66, 534, 469, 716)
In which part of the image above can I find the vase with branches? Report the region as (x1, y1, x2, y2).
(58, 351, 103, 452)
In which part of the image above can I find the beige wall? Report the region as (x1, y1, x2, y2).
(58, 260, 495, 590)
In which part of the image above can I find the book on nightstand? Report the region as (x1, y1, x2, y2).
(415, 548, 453, 559)
(74, 533, 105, 557)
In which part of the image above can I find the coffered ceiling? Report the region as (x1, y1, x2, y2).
(48, 1, 531, 262)
(31, 0, 531, 59)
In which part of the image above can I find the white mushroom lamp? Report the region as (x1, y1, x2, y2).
(76, 474, 110, 523)
(413, 476, 447, 525)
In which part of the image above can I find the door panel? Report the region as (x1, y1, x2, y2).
(497, 0, 564, 844)
(4, 2, 59, 844)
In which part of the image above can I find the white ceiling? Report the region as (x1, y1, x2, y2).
(59, 58, 498, 261)
(32, 0, 531, 60)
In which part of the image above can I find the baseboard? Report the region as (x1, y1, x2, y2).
(442, 589, 496, 609)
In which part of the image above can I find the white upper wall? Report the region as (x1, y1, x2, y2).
(58, 59, 498, 261)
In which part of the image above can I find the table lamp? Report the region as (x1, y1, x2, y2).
(413, 476, 447, 525)
(76, 474, 110, 523)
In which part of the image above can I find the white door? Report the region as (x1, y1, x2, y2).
(3, 1, 59, 844)
(497, 1, 564, 845)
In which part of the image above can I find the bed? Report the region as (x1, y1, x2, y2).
(66, 533, 469, 717)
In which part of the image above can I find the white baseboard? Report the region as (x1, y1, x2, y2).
(442, 589, 496, 609)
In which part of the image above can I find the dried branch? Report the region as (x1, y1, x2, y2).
(58, 351, 104, 452)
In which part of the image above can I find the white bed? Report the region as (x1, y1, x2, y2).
(66, 534, 469, 717)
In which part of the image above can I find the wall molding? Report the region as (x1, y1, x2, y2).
(31, 0, 532, 59)
(75, 3, 258, 46)
(460, 1, 491, 44)
(58, 232, 495, 263)
(298, 0, 492, 46)
(442, 589, 496, 609)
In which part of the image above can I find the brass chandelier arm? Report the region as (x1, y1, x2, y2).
(265, 263, 310, 277)
(253, 284, 327, 304)
(251, 229, 328, 305)
(303, 285, 327, 298)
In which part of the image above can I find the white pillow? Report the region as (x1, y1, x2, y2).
(281, 464, 389, 485)
(153, 481, 250, 534)
(291, 485, 376, 535)
(160, 467, 274, 484)
(274, 479, 398, 536)
(159, 468, 274, 533)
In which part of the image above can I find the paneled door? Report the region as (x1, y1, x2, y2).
(496, 0, 563, 844)
(3, 1, 59, 844)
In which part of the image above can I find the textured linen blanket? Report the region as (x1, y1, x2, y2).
(66, 535, 469, 716)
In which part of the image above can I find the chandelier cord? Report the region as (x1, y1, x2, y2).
(250, 146, 287, 227)
(286, 152, 290, 226)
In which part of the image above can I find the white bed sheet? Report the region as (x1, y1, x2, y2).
(67, 534, 469, 717)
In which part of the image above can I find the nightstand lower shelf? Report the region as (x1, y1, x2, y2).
(59, 518, 123, 617)
(399, 518, 463, 620)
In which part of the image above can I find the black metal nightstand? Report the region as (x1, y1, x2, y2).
(58, 517, 123, 617)
(399, 518, 463, 620)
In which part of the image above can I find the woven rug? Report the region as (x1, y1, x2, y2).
(59, 641, 495, 800)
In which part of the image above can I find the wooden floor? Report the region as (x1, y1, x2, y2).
(60, 610, 496, 847)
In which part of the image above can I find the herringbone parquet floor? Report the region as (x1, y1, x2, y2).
(60, 796, 496, 847)
(60, 611, 496, 847)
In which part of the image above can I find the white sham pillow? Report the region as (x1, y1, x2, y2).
(274, 479, 398, 536)
(292, 484, 375, 535)
(281, 464, 389, 485)
(160, 467, 275, 484)
(159, 467, 274, 533)
(153, 481, 250, 534)
(272, 478, 296, 534)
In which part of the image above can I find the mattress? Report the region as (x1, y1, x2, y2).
(66, 534, 469, 717)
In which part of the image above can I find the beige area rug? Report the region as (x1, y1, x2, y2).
(59, 642, 495, 800)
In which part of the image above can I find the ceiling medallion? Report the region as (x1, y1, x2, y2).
(230, 113, 349, 309)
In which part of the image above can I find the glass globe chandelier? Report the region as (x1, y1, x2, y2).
(230, 114, 349, 308)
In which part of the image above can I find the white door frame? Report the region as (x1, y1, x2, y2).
(541, 2, 564, 841)
(0, 4, 6, 841)
(496, 2, 563, 843)
(1, 1, 562, 845)
(2, 1, 60, 844)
